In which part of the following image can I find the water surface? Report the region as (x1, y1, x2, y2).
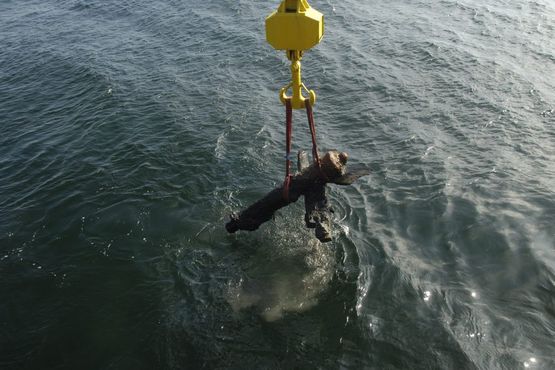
(1, 0, 554, 369)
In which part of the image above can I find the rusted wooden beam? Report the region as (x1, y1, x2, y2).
(225, 150, 368, 242)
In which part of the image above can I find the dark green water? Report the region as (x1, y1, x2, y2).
(1, 0, 554, 369)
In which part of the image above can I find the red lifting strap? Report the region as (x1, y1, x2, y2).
(282, 99, 322, 201)
(305, 101, 322, 168)
(283, 99, 293, 201)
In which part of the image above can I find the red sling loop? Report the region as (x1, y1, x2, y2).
(282, 99, 322, 201)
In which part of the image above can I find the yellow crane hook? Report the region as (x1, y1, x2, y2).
(266, 0, 324, 109)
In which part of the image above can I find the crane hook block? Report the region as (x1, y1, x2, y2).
(266, 0, 324, 52)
